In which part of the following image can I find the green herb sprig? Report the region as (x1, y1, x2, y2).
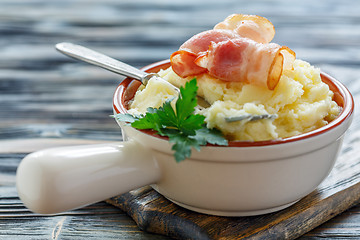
(113, 78, 228, 162)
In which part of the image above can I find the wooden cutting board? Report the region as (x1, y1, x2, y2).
(106, 131, 360, 240)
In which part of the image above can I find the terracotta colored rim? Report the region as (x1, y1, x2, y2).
(113, 60, 354, 147)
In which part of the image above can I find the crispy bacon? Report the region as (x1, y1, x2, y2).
(170, 50, 207, 77)
(170, 14, 295, 90)
(171, 30, 236, 78)
(195, 39, 295, 90)
(179, 29, 237, 54)
(214, 14, 275, 43)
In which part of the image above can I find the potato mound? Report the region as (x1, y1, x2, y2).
(129, 60, 341, 141)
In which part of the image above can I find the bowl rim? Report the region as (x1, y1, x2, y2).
(113, 59, 354, 147)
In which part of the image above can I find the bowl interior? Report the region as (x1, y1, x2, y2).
(113, 60, 354, 147)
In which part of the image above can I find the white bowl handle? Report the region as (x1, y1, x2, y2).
(16, 140, 160, 214)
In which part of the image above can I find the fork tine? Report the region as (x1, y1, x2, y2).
(225, 114, 278, 122)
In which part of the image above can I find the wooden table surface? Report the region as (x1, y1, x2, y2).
(1, 0, 359, 239)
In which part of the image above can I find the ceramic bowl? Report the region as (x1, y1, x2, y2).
(113, 60, 354, 216)
(17, 60, 354, 216)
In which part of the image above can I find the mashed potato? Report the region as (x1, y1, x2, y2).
(129, 60, 341, 141)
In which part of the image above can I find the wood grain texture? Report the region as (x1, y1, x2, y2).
(1, 0, 360, 239)
(106, 133, 360, 239)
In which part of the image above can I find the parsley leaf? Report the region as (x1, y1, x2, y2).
(131, 111, 162, 132)
(112, 113, 138, 123)
(113, 78, 228, 162)
(156, 100, 178, 128)
(193, 126, 229, 146)
(167, 132, 199, 162)
(176, 79, 199, 128)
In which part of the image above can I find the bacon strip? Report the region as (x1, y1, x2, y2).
(170, 14, 295, 90)
(171, 30, 236, 78)
(170, 50, 207, 77)
(179, 29, 237, 53)
(195, 39, 295, 90)
(214, 14, 275, 44)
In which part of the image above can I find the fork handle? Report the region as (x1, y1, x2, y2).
(55, 42, 157, 84)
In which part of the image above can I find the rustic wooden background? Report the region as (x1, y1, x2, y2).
(1, 0, 359, 239)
